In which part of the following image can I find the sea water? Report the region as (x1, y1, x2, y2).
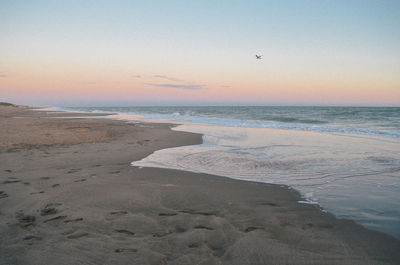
(67, 106, 400, 238)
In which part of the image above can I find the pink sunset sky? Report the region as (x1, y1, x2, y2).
(1, 1, 399, 106)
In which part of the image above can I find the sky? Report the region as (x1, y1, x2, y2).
(1, 0, 399, 106)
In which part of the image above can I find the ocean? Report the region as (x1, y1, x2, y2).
(66, 106, 400, 238)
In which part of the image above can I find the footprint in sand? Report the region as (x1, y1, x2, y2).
(64, 218, 83, 223)
(152, 231, 173, 238)
(30, 191, 44, 195)
(61, 229, 76, 235)
(158, 212, 178, 217)
(41, 207, 57, 216)
(175, 226, 187, 233)
(40, 177, 52, 180)
(115, 229, 135, 235)
(208, 245, 225, 257)
(3, 180, 21, 184)
(24, 235, 42, 245)
(4, 169, 12, 173)
(74, 178, 86, 182)
(244, 226, 264, 232)
(16, 212, 36, 228)
(52, 184, 60, 187)
(180, 209, 216, 216)
(188, 242, 201, 248)
(260, 202, 280, 207)
(114, 248, 137, 253)
(67, 168, 82, 174)
(67, 232, 89, 239)
(110, 211, 128, 215)
(194, 225, 214, 230)
(137, 139, 151, 146)
(43, 215, 67, 223)
(0, 191, 8, 199)
(23, 235, 42, 241)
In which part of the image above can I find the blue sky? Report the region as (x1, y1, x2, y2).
(1, 0, 399, 106)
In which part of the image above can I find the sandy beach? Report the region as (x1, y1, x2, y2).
(1, 106, 399, 265)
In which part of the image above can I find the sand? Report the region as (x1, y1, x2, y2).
(0, 106, 399, 265)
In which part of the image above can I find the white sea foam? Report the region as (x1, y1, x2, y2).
(68, 106, 400, 139)
(298, 200, 319, 205)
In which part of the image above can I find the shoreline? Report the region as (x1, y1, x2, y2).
(1, 106, 399, 264)
(133, 121, 400, 239)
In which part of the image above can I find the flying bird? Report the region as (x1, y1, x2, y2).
(255, 54, 263, 59)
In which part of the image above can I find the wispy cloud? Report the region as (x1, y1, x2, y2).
(145, 74, 208, 90)
(220, 85, 231, 88)
(80, 81, 97, 85)
(146, 83, 207, 90)
(131, 75, 142, 78)
(0, 70, 8, 78)
(152, 75, 185, 83)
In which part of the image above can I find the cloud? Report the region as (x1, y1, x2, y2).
(220, 85, 231, 88)
(131, 75, 142, 78)
(81, 81, 97, 85)
(152, 75, 185, 83)
(146, 83, 207, 90)
(0, 70, 8, 78)
(146, 74, 207, 90)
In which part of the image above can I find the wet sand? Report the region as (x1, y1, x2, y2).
(0, 106, 399, 265)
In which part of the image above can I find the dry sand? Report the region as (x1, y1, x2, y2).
(0, 106, 399, 265)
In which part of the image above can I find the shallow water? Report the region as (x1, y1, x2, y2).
(132, 124, 400, 239)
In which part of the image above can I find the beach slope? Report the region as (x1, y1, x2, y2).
(0, 106, 399, 265)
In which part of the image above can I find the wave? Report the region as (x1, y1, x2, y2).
(261, 116, 327, 124)
(65, 106, 400, 139)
